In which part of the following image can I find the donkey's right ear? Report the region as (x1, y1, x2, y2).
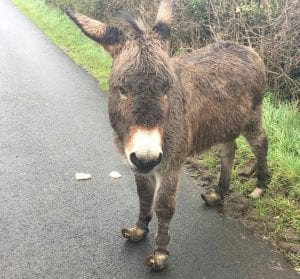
(153, 0, 176, 41)
(66, 8, 125, 57)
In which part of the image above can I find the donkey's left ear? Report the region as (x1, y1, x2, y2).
(153, 0, 176, 40)
(66, 9, 125, 57)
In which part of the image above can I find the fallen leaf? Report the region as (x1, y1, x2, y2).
(75, 173, 92, 180)
(109, 171, 122, 179)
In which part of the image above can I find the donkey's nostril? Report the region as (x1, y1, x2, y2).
(130, 152, 162, 172)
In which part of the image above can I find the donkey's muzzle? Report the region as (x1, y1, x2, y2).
(130, 152, 162, 173)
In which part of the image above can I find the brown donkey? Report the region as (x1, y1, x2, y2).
(67, 0, 270, 271)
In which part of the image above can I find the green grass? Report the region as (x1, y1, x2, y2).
(13, 0, 300, 268)
(202, 151, 219, 169)
(240, 96, 299, 234)
(12, 0, 112, 90)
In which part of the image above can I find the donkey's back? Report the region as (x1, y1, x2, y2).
(174, 41, 266, 105)
(173, 41, 267, 153)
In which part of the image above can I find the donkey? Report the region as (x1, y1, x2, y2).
(67, 0, 270, 271)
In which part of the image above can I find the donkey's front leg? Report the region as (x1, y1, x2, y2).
(122, 174, 156, 242)
(145, 173, 178, 271)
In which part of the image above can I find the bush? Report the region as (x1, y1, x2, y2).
(46, 0, 299, 101)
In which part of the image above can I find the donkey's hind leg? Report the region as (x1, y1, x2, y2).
(242, 106, 270, 199)
(201, 141, 237, 205)
(122, 174, 156, 242)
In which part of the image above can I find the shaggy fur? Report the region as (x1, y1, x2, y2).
(67, 0, 270, 271)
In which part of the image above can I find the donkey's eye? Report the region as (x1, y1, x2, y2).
(118, 88, 128, 100)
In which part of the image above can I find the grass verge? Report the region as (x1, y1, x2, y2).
(12, 0, 112, 91)
(234, 95, 299, 235)
(13, 0, 300, 270)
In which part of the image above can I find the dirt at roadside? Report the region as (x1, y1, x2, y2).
(185, 155, 300, 271)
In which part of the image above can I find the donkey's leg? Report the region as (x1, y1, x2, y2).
(242, 108, 270, 198)
(201, 141, 237, 206)
(122, 174, 156, 242)
(145, 172, 178, 271)
(217, 141, 237, 196)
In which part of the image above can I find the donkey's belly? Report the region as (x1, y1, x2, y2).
(189, 106, 249, 154)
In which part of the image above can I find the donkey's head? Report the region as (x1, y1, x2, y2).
(67, 1, 176, 173)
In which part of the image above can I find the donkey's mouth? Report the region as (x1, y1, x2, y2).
(132, 166, 157, 174)
(133, 167, 155, 174)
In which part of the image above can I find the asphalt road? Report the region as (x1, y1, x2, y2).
(0, 0, 298, 278)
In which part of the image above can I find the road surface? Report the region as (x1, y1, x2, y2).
(0, 0, 298, 278)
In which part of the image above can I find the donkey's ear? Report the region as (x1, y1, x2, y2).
(66, 9, 125, 57)
(153, 0, 176, 40)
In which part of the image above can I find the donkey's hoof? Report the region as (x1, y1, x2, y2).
(121, 226, 147, 242)
(145, 249, 169, 272)
(201, 192, 223, 206)
(248, 187, 264, 199)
